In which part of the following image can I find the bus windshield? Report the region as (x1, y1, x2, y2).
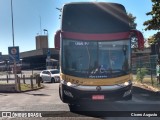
(62, 39, 131, 78)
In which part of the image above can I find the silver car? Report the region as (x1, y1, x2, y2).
(40, 69, 60, 83)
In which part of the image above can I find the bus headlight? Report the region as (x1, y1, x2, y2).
(67, 82, 77, 87)
(124, 81, 129, 86)
(61, 80, 78, 87)
(120, 80, 132, 87)
(67, 82, 72, 86)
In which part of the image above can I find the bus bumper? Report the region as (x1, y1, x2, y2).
(59, 82, 132, 105)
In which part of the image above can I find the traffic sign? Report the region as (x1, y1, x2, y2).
(8, 46, 20, 62)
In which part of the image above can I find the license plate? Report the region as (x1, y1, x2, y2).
(92, 95, 104, 100)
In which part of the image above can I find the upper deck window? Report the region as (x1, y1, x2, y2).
(62, 3, 130, 33)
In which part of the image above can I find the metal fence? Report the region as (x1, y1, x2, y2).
(132, 54, 160, 87)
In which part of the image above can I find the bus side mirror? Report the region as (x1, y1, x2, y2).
(54, 30, 61, 50)
(131, 30, 144, 50)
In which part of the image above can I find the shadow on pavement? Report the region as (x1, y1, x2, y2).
(132, 86, 160, 101)
(68, 86, 160, 118)
(24, 92, 50, 96)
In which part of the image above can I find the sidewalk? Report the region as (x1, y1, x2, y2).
(0, 70, 41, 80)
(0, 72, 39, 93)
(132, 74, 160, 91)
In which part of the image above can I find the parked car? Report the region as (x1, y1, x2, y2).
(39, 69, 60, 83)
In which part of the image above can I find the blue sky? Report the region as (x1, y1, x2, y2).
(0, 0, 155, 54)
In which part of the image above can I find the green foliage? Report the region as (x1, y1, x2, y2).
(127, 13, 137, 29)
(136, 68, 148, 83)
(20, 84, 42, 91)
(148, 35, 156, 45)
(147, 32, 160, 45)
(144, 0, 160, 40)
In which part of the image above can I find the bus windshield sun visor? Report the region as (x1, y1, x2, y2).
(61, 31, 130, 41)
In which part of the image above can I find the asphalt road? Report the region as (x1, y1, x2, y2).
(0, 83, 160, 120)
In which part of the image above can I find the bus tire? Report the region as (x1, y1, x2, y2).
(59, 86, 63, 101)
(59, 85, 66, 102)
(59, 85, 68, 103)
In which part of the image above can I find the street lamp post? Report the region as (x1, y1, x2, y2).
(11, 0, 15, 47)
(11, 0, 19, 91)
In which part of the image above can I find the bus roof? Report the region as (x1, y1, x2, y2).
(63, 2, 125, 8)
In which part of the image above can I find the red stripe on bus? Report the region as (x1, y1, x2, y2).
(61, 31, 130, 40)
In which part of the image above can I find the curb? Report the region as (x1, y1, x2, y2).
(0, 84, 17, 93)
(133, 82, 159, 91)
(20, 84, 44, 93)
(0, 84, 44, 93)
(133, 82, 160, 96)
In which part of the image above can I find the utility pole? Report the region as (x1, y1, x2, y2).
(11, 0, 19, 91)
(11, 0, 15, 46)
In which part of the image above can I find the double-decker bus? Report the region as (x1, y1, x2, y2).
(55, 2, 144, 106)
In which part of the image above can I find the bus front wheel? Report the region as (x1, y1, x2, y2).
(59, 86, 63, 101)
(59, 85, 66, 102)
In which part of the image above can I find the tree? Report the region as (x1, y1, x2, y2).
(144, 0, 160, 43)
(148, 35, 156, 45)
(127, 13, 137, 29)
